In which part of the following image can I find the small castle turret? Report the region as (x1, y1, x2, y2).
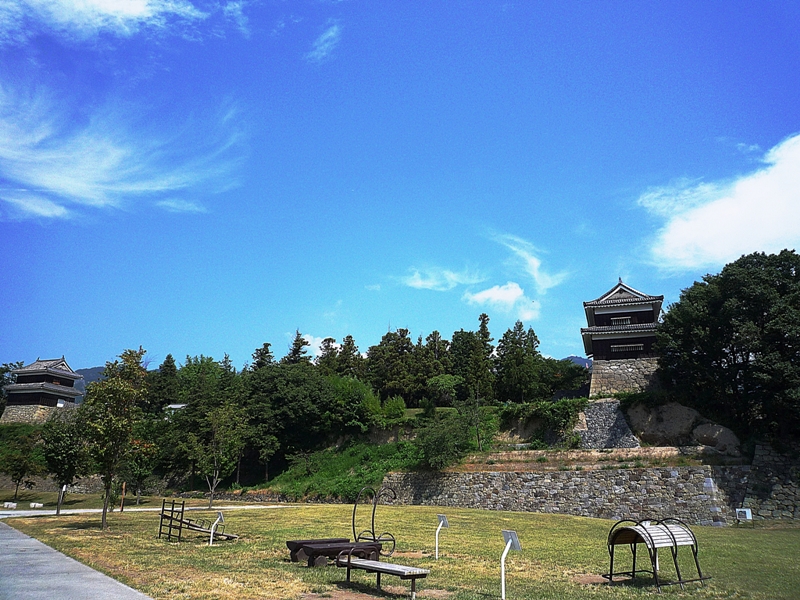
(581, 280, 662, 397)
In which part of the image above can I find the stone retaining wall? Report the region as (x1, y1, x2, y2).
(589, 357, 658, 396)
(382, 467, 747, 525)
(0, 404, 74, 424)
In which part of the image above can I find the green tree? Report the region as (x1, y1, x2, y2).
(414, 412, 472, 470)
(81, 347, 146, 529)
(251, 342, 274, 370)
(1, 428, 45, 500)
(366, 328, 416, 404)
(186, 401, 247, 508)
(657, 250, 800, 442)
(281, 330, 312, 365)
(144, 354, 179, 414)
(315, 337, 340, 376)
(0, 361, 23, 417)
(336, 335, 366, 380)
(42, 412, 90, 515)
(121, 418, 160, 505)
(495, 321, 547, 403)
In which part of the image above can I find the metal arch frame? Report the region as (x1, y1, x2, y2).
(352, 486, 397, 556)
(603, 517, 709, 592)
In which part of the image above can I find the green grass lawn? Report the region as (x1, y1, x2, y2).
(6, 501, 799, 600)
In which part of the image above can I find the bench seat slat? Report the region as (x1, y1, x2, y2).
(340, 558, 429, 577)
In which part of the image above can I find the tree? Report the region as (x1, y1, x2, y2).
(42, 412, 90, 515)
(2, 428, 45, 500)
(657, 250, 800, 442)
(81, 348, 146, 529)
(336, 335, 366, 380)
(315, 337, 340, 376)
(121, 419, 160, 505)
(495, 321, 547, 403)
(281, 330, 312, 365)
(144, 354, 179, 414)
(186, 401, 247, 508)
(366, 329, 416, 403)
(0, 361, 23, 417)
(414, 412, 472, 470)
(251, 342, 274, 370)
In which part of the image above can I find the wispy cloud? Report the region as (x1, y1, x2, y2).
(493, 233, 567, 293)
(639, 133, 800, 270)
(402, 267, 484, 291)
(223, 1, 249, 37)
(156, 199, 207, 213)
(0, 0, 209, 44)
(463, 282, 539, 321)
(0, 85, 244, 220)
(305, 20, 341, 63)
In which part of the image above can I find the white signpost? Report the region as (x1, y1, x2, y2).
(435, 514, 449, 560)
(209, 512, 225, 546)
(501, 530, 521, 600)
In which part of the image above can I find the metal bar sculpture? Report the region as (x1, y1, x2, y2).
(603, 517, 709, 592)
(352, 486, 396, 556)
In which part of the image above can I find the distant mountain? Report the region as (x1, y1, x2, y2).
(564, 355, 592, 369)
(74, 366, 104, 396)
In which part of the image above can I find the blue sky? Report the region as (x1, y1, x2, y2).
(1, 1, 799, 370)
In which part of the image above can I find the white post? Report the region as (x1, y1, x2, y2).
(501, 537, 513, 600)
(209, 512, 224, 546)
(435, 514, 448, 560)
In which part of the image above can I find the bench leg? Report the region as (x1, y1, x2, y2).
(376, 571, 381, 590)
(411, 578, 417, 600)
(346, 566, 351, 583)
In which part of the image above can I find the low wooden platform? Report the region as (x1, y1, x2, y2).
(286, 538, 349, 562)
(336, 552, 430, 599)
(301, 541, 382, 567)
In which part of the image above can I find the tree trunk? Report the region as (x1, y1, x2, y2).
(236, 455, 241, 484)
(13, 481, 20, 501)
(101, 483, 111, 529)
(56, 486, 64, 516)
(136, 487, 141, 505)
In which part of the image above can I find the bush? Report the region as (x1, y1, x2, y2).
(414, 412, 472, 470)
(383, 396, 407, 420)
(498, 398, 588, 447)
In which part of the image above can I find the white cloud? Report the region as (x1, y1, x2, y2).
(1, 192, 69, 218)
(463, 281, 540, 321)
(402, 267, 484, 291)
(493, 233, 567, 293)
(0, 85, 243, 219)
(640, 133, 800, 270)
(156, 199, 207, 213)
(305, 21, 341, 63)
(223, 1, 249, 37)
(0, 0, 208, 43)
(303, 334, 337, 359)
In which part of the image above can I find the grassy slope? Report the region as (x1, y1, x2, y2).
(7, 503, 799, 600)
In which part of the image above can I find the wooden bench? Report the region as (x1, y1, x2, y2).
(286, 538, 349, 563)
(336, 550, 430, 599)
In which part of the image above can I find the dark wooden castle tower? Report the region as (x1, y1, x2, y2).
(581, 280, 663, 397)
(1, 357, 83, 424)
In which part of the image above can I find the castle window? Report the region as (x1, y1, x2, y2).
(610, 316, 632, 326)
(611, 344, 644, 353)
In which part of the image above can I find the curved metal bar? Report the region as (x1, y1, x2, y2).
(353, 486, 376, 541)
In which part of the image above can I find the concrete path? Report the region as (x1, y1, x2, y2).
(0, 503, 290, 519)
(0, 521, 153, 599)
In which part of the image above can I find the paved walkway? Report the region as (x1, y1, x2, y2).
(0, 521, 153, 599)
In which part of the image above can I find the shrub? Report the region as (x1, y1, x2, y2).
(383, 396, 407, 420)
(414, 412, 471, 470)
